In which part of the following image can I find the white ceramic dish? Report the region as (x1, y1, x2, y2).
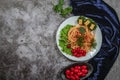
(56, 16, 102, 61)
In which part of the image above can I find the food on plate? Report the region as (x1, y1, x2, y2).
(59, 16, 97, 57)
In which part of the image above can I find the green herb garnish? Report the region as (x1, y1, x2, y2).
(59, 0, 64, 5)
(91, 42, 97, 48)
(53, 0, 72, 17)
(79, 27, 86, 34)
(90, 39, 97, 48)
(59, 24, 73, 55)
(61, 7, 72, 17)
(53, 4, 63, 13)
(77, 37, 84, 47)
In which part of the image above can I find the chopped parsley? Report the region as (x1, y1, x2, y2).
(79, 27, 86, 34)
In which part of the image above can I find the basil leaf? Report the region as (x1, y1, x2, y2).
(59, 0, 64, 5)
(59, 40, 65, 48)
(91, 42, 97, 48)
(53, 4, 63, 13)
(77, 37, 84, 47)
(79, 27, 86, 34)
(61, 7, 72, 17)
(53, 0, 72, 17)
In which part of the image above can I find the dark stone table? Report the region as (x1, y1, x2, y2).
(0, 0, 119, 80)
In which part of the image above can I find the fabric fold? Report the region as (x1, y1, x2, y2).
(70, 0, 120, 80)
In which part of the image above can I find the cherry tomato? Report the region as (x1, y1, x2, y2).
(81, 73, 86, 77)
(82, 53, 86, 56)
(70, 67, 74, 71)
(70, 71, 74, 75)
(81, 69, 85, 73)
(83, 69, 88, 74)
(71, 76, 75, 80)
(67, 44, 71, 48)
(75, 66, 78, 69)
(73, 53, 77, 56)
(78, 70, 81, 73)
(82, 65, 87, 69)
(66, 75, 71, 79)
(74, 69, 79, 73)
(77, 72, 82, 76)
(66, 70, 71, 74)
(71, 49, 75, 53)
(74, 74, 79, 79)
(77, 66, 81, 70)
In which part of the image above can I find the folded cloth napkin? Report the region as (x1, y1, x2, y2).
(70, 0, 120, 80)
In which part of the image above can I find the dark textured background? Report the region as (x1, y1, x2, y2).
(0, 0, 119, 80)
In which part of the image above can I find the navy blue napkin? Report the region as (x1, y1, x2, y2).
(70, 0, 120, 80)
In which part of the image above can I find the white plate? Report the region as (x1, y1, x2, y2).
(56, 16, 102, 61)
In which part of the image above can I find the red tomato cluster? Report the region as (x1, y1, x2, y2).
(65, 65, 88, 80)
(71, 48, 86, 57)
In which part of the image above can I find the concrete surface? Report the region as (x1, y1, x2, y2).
(0, 0, 119, 80)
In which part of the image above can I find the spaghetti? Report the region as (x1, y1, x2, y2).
(68, 24, 95, 52)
